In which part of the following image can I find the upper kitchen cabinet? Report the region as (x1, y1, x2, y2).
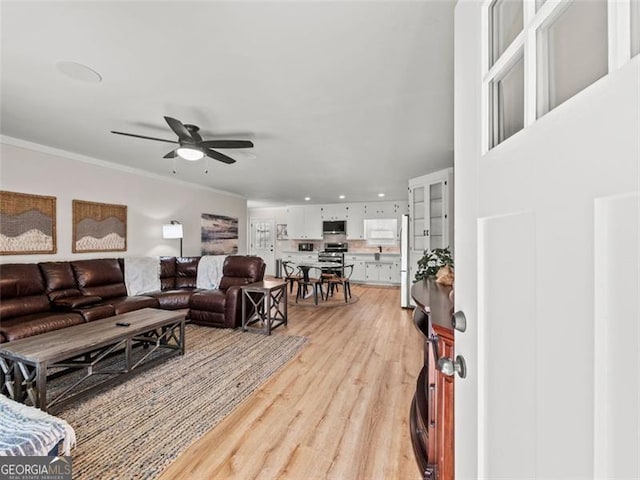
(408, 168, 454, 254)
(345, 203, 365, 240)
(320, 204, 348, 220)
(286, 205, 323, 239)
(363, 201, 405, 219)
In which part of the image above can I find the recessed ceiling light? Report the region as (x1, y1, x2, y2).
(378, 193, 385, 197)
(304, 197, 311, 201)
(56, 61, 102, 83)
(339, 195, 345, 199)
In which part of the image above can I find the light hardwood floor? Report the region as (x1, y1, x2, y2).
(160, 284, 422, 480)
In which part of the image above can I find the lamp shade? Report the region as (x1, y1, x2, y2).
(162, 223, 183, 239)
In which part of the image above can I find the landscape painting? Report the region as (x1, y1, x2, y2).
(201, 213, 238, 255)
(0, 191, 56, 255)
(73, 200, 127, 252)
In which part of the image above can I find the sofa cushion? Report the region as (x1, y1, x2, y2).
(148, 289, 197, 310)
(0, 264, 51, 321)
(160, 257, 176, 290)
(0, 278, 18, 299)
(71, 259, 127, 299)
(218, 256, 265, 290)
(108, 296, 159, 315)
(0, 312, 85, 342)
(39, 262, 83, 300)
(0, 264, 46, 297)
(189, 290, 226, 313)
(175, 257, 199, 289)
(77, 304, 116, 322)
(52, 296, 102, 309)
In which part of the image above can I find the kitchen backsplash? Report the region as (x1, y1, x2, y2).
(279, 236, 400, 254)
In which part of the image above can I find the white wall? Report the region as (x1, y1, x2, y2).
(0, 140, 247, 263)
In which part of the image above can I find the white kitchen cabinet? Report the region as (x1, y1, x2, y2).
(408, 168, 454, 254)
(363, 201, 404, 219)
(345, 255, 366, 281)
(345, 203, 365, 240)
(286, 205, 322, 240)
(321, 204, 347, 220)
(365, 262, 394, 283)
(391, 259, 401, 283)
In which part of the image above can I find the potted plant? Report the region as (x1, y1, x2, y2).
(414, 247, 454, 283)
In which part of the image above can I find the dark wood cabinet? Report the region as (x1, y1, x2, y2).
(410, 279, 454, 480)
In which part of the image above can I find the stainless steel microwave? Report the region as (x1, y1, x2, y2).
(322, 220, 346, 234)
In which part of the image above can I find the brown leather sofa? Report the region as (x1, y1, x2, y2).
(0, 255, 265, 343)
(147, 257, 201, 309)
(189, 256, 266, 328)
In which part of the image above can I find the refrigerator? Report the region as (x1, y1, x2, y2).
(400, 213, 412, 308)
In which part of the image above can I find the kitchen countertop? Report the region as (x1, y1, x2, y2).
(281, 251, 400, 257)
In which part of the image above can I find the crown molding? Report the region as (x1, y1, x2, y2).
(0, 135, 247, 200)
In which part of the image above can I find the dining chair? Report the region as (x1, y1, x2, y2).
(295, 272, 325, 305)
(325, 264, 353, 303)
(282, 261, 302, 294)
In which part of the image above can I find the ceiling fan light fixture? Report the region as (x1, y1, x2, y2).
(176, 147, 204, 161)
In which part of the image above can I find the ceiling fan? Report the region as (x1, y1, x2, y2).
(111, 116, 253, 165)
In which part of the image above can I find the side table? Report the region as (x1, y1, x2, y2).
(241, 280, 288, 335)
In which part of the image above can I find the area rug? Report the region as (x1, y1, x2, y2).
(51, 325, 307, 479)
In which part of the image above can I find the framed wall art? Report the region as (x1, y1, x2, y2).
(0, 190, 57, 255)
(276, 224, 288, 240)
(72, 200, 127, 253)
(201, 213, 238, 255)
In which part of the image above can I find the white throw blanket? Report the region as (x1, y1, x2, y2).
(124, 257, 161, 296)
(196, 255, 227, 289)
(0, 394, 76, 456)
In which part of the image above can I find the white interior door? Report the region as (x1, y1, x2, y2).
(250, 218, 275, 276)
(454, 2, 639, 479)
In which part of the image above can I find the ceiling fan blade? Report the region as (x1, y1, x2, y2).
(204, 148, 236, 164)
(164, 116, 194, 142)
(199, 140, 254, 149)
(163, 150, 177, 158)
(189, 129, 203, 143)
(111, 131, 178, 144)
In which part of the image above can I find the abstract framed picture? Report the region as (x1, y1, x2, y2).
(276, 224, 288, 240)
(201, 213, 238, 255)
(0, 191, 56, 255)
(72, 200, 127, 253)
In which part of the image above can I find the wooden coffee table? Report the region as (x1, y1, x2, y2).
(0, 308, 185, 412)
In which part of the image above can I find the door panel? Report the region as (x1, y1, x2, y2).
(593, 193, 640, 479)
(478, 212, 536, 478)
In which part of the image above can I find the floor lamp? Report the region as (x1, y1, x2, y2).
(162, 221, 183, 257)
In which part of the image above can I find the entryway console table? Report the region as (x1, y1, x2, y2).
(410, 279, 455, 480)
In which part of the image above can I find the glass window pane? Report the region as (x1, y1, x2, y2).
(537, 0, 608, 117)
(489, 0, 523, 67)
(490, 55, 525, 148)
(632, 0, 640, 58)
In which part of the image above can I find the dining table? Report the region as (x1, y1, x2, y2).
(292, 261, 352, 299)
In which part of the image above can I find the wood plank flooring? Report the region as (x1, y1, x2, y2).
(160, 284, 422, 480)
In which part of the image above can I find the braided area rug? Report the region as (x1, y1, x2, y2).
(52, 325, 307, 479)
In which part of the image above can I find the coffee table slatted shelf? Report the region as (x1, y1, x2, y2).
(0, 308, 185, 412)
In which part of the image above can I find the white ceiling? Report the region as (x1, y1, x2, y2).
(0, 1, 455, 206)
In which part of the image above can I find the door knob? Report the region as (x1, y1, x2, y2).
(452, 311, 467, 332)
(437, 355, 467, 378)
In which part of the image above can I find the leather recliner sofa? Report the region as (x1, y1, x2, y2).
(0, 255, 265, 343)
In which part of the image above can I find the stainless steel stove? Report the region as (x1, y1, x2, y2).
(318, 243, 348, 273)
